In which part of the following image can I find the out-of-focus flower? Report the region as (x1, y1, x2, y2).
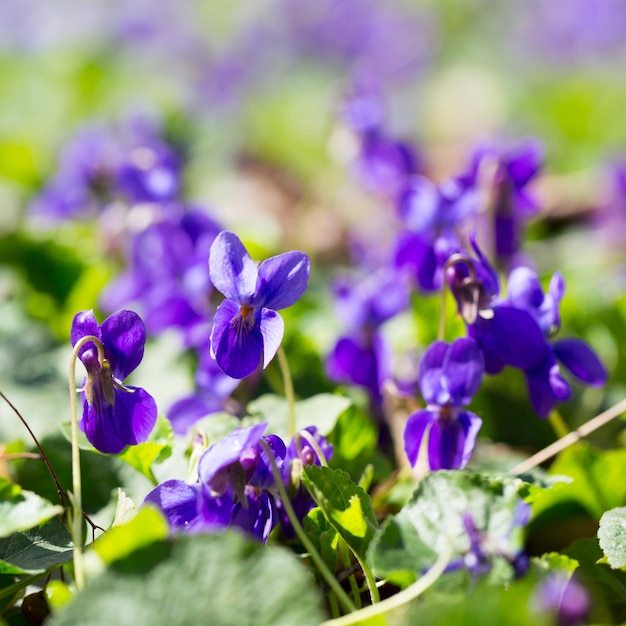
(404, 337, 484, 471)
(71, 309, 157, 454)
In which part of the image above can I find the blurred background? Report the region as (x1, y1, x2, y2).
(1, 0, 626, 492)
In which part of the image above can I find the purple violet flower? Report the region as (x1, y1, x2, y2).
(208, 231, 311, 379)
(404, 337, 484, 471)
(71, 309, 158, 454)
(144, 423, 287, 542)
(506, 267, 607, 416)
(533, 572, 590, 626)
(447, 236, 549, 375)
(326, 269, 409, 402)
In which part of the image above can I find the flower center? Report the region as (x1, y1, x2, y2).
(240, 304, 254, 320)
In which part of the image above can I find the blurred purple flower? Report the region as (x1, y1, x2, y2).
(327, 269, 410, 403)
(533, 572, 590, 626)
(71, 309, 157, 454)
(507, 267, 607, 416)
(404, 337, 484, 471)
(208, 231, 310, 379)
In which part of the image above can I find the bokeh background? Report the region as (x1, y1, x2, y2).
(1, 0, 626, 505)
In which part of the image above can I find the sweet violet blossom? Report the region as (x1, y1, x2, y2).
(404, 337, 484, 471)
(71, 309, 157, 454)
(447, 236, 549, 375)
(208, 231, 310, 379)
(144, 423, 287, 542)
(506, 266, 607, 416)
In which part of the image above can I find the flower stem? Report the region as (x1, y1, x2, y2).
(259, 439, 357, 615)
(548, 410, 570, 439)
(339, 540, 362, 609)
(277, 345, 297, 438)
(68, 334, 105, 591)
(321, 542, 452, 626)
(511, 396, 626, 475)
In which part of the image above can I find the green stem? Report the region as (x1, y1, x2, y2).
(277, 345, 297, 438)
(259, 439, 357, 615)
(339, 540, 362, 610)
(548, 410, 570, 439)
(68, 334, 105, 591)
(321, 543, 452, 626)
(438, 281, 447, 342)
(511, 395, 626, 475)
(354, 552, 380, 605)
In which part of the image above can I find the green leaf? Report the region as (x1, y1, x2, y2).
(0, 518, 73, 573)
(246, 393, 352, 439)
(368, 471, 527, 587)
(598, 507, 626, 569)
(327, 404, 381, 481)
(303, 507, 339, 572)
(117, 415, 174, 485)
(49, 532, 324, 626)
(301, 465, 377, 560)
(0, 479, 64, 538)
(93, 507, 169, 565)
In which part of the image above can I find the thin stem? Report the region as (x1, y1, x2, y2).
(339, 540, 362, 610)
(277, 345, 297, 438)
(355, 551, 380, 605)
(259, 439, 357, 615)
(0, 390, 67, 507)
(548, 410, 570, 439)
(511, 396, 626, 475)
(321, 543, 453, 626)
(438, 282, 447, 341)
(68, 334, 104, 591)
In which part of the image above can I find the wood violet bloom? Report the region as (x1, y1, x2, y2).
(404, 337, 484, 471)
(208, 231, 310, 379)
(71, 309, 158, 454)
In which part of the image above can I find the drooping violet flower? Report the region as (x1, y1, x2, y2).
(393, 155, 483, 292)
(208, 231, 310, 379)
(144, 423, 288, 542)
(404, 337, 484, 471)
(486, 138, 544, 267)
(101, 206, 222, 346)
(447, 235, 549, 375)
(71, 309, 157, 454)
(506, 267, 607, 416)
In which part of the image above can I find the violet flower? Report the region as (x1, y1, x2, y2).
(393, 157, 482, 292)
(506, 267, 607, 416)
(447, 236, 549, 375)
(71, 309, 157, 454)
(208, 231, 310, 379)
(144, 423, 287, 542)
(326, 269, 409, 403)
(404, 337, 484, 471)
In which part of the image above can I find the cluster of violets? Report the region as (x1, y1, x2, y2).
(38, 88, 605, 591)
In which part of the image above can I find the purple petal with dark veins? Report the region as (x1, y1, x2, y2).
(210, 299, 263, 379)
(428, 410, 482, 470)
(80, 385, 157, 454)
(525, 351, 571, 418)
(208, 231, 258, 303)
(255, 251, 310, 310)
